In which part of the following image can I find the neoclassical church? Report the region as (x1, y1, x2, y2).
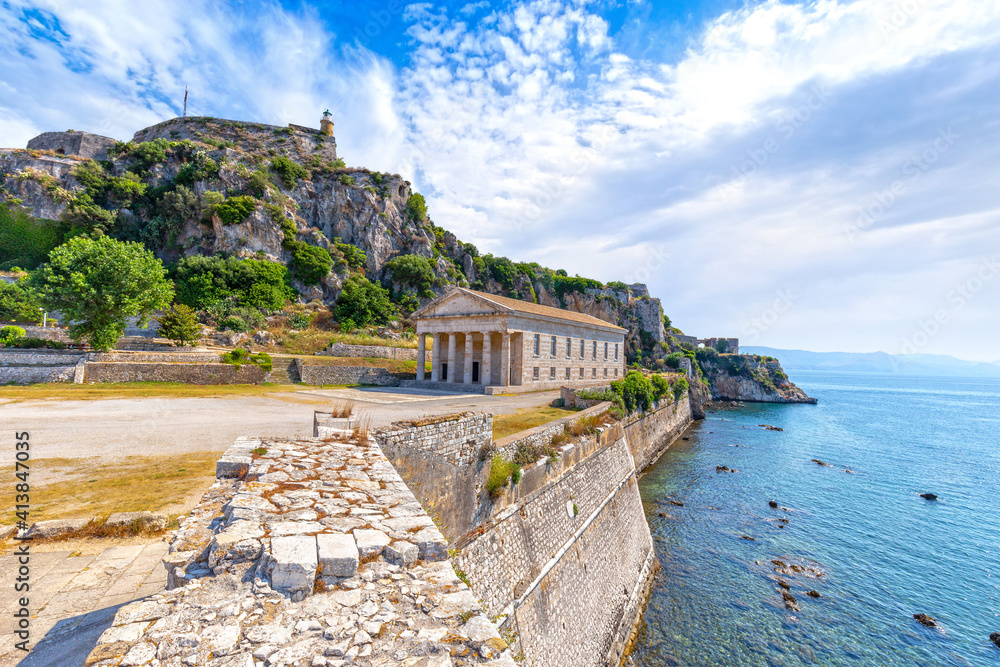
(410, 288, 627, 393)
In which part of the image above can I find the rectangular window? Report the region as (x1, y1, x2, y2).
(604, 368, 608, 378)
(614, 368, 618, 377)
(592, 341, 597, 359)
(533, 367, 539, 381)
(579, 367, 584, 378)
(534, 334, 540, 356)
(566, 337, 571, 358)
(592, 368, 597, 378)
(550, 336, 557, 356)
(614, 343, 618, 360)
(565, 368, 571, 380)
(604, 342, 608, 360)
(550, 367, 556, 379)
(580, 339, 585, 357)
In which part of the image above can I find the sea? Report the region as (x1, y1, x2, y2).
(631, 372, 1000, 667)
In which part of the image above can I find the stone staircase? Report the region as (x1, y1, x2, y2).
(267, 357, 301, 384)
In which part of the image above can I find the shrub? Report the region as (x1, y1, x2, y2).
(271, 157, 308, 189)
(0, 279, 43, 321)
(155, 304, 201, 347)
(335, 275, 395, 327)
(172, 255, 293, 312)
(0, 205, 63, 270)
(220, 348, 272, 372)
(512, 443, 541, 466)
(405, 193, 427, 221)
(6, 337, 66, 349)
(485, 455, 521, 498)
(289, 312, 311, 329)
(333, 240, 366, 269)
(215, 195, 258, 226)
(338, 175, 355, 186)
(612, 371, 654, 414)
(672, 376, 689, 401)
(664, 352, 684, 369)
(385, 254, 434, 292)
(651, 374, 670, 403)
(0, 325, 26, 345)
(286, 240, 333, 285)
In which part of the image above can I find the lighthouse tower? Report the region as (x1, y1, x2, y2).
(320, 110, 334, 136)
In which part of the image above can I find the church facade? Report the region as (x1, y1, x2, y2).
(411, 288, 627, 392)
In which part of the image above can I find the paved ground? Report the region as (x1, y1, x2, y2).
(0, 541, 167, 666)
(0, 387, 559, 461)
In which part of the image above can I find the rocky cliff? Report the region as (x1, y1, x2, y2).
(698, 353, 817, 403)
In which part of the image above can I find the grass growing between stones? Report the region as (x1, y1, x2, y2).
(0, 381, 305, 402)
(5, 453, 219, 522)
(491, 405, 579, 440)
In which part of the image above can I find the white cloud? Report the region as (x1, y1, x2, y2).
(2, 0, 999, 358)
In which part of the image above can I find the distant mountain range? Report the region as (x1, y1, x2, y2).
(742, 346, 1000, 378)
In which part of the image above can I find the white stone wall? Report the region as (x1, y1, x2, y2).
(373, 412, 493, 466)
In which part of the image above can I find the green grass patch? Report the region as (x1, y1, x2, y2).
(492, 405, 578, 440)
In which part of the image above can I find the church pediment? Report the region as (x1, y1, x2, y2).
(414, 289, 509, 319)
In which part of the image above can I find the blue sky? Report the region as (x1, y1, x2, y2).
(2, 0, 999, 361)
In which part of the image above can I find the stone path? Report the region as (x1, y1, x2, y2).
(0, 541, 167, 667)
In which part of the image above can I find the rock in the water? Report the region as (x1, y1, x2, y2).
(668, 500, 684, 507)
(913, 613, 937, 627)
(740, 535, 755, 541)
(919, 493, 938, 501)
(761, 424, 784, 431)
(768, 500, 779, 509)
(990, 632, 1000, 648)
(806, 590, 821, 598)
(782, 591, 800, 611)
(777, 580, 790, 590)
(811, 459, 831, 467)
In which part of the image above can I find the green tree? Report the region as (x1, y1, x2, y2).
(335, 275, 395, 327)
(0, 326, 26, 345)
(0, 279, 43, 322)
(35, 236, 174, 351)
(611, 371, 654, 413)
(287, 241, 333, 285)
(406, 193, 427, 221)
(385, 254, 434, 293)
(156, 303, 201, 347)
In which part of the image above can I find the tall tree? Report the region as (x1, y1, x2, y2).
(35, 236, 173, 351)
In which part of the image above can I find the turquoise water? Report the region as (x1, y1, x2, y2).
(633, 373, 1000, 666)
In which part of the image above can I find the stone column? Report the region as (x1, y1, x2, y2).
(481, 332, 492, 386)
(417, 334, 426, 381)
(464, 333, 474, 384)
(447, 334, 457, 383)
(431, 333, 442, 382)
(499, 333, 511, 387)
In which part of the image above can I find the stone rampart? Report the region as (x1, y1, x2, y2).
(0, 349, 85, 366)
(318, 342, 418, 360)
(0, 365, 78, 384)
(374, 412, 492, 466)
(493, 402, 610, 462)
(91, 434, 516, 666)
(624, 395, 693, 472)
(82, 362, 264, 384)
(294, 361, 404, 386)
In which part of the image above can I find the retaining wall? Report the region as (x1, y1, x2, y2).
(493, 402, 609, 461)
(374, 412, 492, 466)
(624, 395, 693, 472)
(82, 362, 264, 384)
(318, 342, 418, 360)
(294, 360, 404, 386)
(0, 365, 78, 384)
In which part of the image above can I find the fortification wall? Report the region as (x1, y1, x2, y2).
(294, 360, 404, 386)
(0, 365, 77, 384)
(625, 395, 693, 472)
(318, 342, 418, 360)
(374, 412, 491, 466)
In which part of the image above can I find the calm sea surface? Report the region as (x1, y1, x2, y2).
(632, 372, 1000, 666)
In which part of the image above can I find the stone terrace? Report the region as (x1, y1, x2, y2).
(87, 435, 515, 666)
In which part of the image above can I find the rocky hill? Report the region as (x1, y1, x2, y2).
(0, 115, 813, 403)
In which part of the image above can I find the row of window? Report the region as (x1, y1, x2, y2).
(533, 334, 618, 361)
(532, 366, 619, 381)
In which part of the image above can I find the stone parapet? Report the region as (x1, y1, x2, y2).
(92, 434, 515, 666)
(295, 360, 404, 386)
(318, 342, 418, 360)
(374, 412, 493, 467)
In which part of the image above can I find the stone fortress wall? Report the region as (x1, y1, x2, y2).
(317, 342, 418, 360)
(372, 389, 698, 666)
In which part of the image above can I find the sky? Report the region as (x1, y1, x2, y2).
(1, 0, 998, 361)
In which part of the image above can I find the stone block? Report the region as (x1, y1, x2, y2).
(216, 455, 252, 479)
(317, 533, 359, 577)
(105, 511, 168, 532)
(385, 540, 418, 567)
(270, 535, 318, 594)
(26, 517, 92, 539)
(353, 529, 390, 558)
(410, 526, 449, 561)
